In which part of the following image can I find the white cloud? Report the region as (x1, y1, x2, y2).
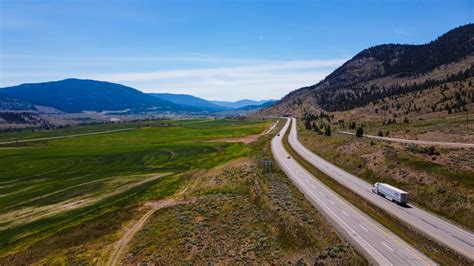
(92, 59, 345, 82)
(1, 58, 345, 101)
(89, 59, 345, 100)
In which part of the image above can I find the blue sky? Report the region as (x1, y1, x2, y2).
(1, 0, 472, 100)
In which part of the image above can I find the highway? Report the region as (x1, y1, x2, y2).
(339, 131, 474, 148)
(272, 118, 435, 265)
(289, 118, 474, 261)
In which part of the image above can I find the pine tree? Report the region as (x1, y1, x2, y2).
(324, 125, 332, 136)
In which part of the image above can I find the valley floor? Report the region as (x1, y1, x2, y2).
(0, 118, 365, 264)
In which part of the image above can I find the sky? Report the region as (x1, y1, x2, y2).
(0, 0, 473, 101)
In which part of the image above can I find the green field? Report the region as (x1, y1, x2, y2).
(0, 119, 270, 257)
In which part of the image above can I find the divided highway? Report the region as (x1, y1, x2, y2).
(289, 118, 474, 261)
(272, 118, 435, 265)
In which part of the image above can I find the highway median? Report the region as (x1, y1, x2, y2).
(281, 119, 473, 265)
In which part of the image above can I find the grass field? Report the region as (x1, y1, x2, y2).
(0, 118, 269, 259)
(113, 127, 365, 265)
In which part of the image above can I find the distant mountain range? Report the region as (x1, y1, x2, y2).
(210, 99, 275, 109)
(236, 100, 276, 110)
(0, 78, 274, 114)
(0, 79, 181, 113)
(149, 93, 230, 112)
(263, 23, 474, 115)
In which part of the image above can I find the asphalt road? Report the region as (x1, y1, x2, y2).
(339, 131, 474, 148)
(272, 118, 435, 265)
(290, 118, 474, 261)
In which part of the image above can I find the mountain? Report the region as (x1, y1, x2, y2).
(0, 79, 180, 113)
(264, 24, 474, 115)
(211, 99, 276, 109)
(149, 93, 230, 112)
(237, 100, 277, 110)
(0, 93, 36, 111)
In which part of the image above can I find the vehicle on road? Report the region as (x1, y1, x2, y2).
(372, 183, 409, 205)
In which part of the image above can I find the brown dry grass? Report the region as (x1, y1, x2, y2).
(121, 155, 366, 265)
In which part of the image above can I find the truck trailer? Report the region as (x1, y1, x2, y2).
(372, 183, 409, 205)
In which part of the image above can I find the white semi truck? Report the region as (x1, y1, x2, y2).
(372, 183, 409, 205)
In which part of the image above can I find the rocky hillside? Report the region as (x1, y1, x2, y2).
(263, 24, 474, 116)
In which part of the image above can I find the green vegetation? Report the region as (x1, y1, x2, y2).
(0, 118, 269, 258)
(284, 121, 471, 265)
(120, 130, 365, 264)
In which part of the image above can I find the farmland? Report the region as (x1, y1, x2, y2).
(0, 119, 268, 260)
(0, 118, 366, 264)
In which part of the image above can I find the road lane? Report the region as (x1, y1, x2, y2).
(290, 118, 474, 261)
(272, 118, 435, 265)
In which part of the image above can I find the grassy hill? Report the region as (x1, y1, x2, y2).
(0, 79, 180, 113)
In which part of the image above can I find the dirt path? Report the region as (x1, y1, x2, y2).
(211, 120, 279, 144)
(0, 128, 135, 145)
(106, 182, 192, 265)
(339, 131, 474, 148)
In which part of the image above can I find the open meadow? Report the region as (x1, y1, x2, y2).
(0, 119, 269, 261)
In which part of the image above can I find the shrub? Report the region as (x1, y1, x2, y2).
(324, 125, 332, 136)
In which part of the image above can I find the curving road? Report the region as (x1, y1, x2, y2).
(338, 131, 474, 148)
(272, 118, 435, 265)
(291, 118, 474, 261)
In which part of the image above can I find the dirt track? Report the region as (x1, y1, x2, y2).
(0, 128, 135, 145)
(339, 131, 474, 148)
(107, 182, 192, 265)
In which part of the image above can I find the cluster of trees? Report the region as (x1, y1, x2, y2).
(355, 24, 474, 77)
(304, 119, 332, 136)
(317, 66, 474, 112)
(303, 112, 333, 136)
(302, 111, 333, 122)
(0, 112, 47, 125)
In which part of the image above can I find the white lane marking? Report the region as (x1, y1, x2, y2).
(288, 118, 473, 260)
(273, 153, 392, 264)
(359, 224, 369, 232)
(410, 206, 474, 240)
(382, 242, 394, 252)
(342, 210, 349, 217)
(330, 200, 335, 205)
